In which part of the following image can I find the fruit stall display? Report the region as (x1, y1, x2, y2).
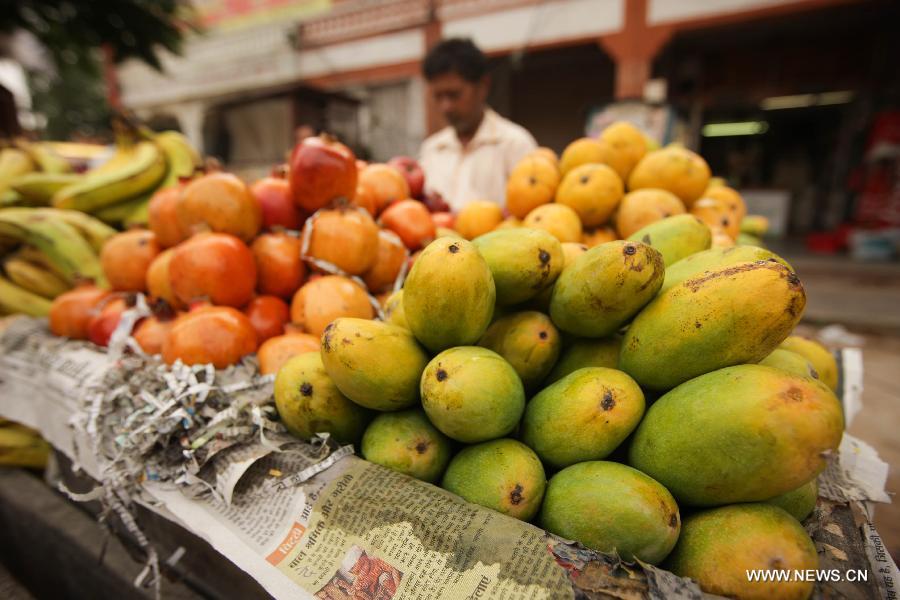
(0, 120, 886, 599)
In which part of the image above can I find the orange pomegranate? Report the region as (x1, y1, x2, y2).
(148, 185, 189, 248)
(244, 295, 290, 343)
(257, 332, 320, 375)
(49, 285, 112, 340)
(177, 172, 262, 242)
(87, 296, 131, 347)
(357, 164, 410, 214)
(431, 211, 454, 229)
(251, 176, 300, 230)
(302, 205, 379, 275)
(290, 275, 373, 337)
(455, 200, 503, 240)
(100, 229, 160, 292)
(582, 226, 618, 247)
(162, 306, 257, 368)
(133, 311, 179, 355)
(251, 232, 305, 299)
(290, 135, 358, 213)
(352, 182, 378, 216)
(379, 200, 435, 250)
(169, 233, 257, 308)
(506, 155, 560, 219)
(146, 248, 183, 309)
(362, 230, 407, 294)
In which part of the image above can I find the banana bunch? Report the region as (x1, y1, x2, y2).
(0, 419, 50, 469)
(0, 207, 114, 315)
(50, 126, 200, 227)
(0, 139, 76, 206)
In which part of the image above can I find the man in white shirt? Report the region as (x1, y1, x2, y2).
(419, 38, 537, 213)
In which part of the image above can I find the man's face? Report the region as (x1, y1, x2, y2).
(428, 71, 488, 134)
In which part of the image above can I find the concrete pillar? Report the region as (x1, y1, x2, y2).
(171, 101, 206, 155)
(600, 0, 672, 100)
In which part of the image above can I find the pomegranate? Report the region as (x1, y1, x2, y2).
(257, 332, 320, 375)
(169, 233, 257, 308)
(289, 134, 357, 212)
(162, 306, 257, 368)
(379, 199, 436, 250)
(49, 285, 112, 340)
(244, 295, 290, 344)
(177, 172, 262, 242)
(388, 156, 425, 199)
(357, 164, 410, 214)
(302, 205, 379, 275)
(148, 185, 189, 248)
(100, 229, 160, 292)
(362, 230, 407, 294)
(251, 232, 305, 299)
(87, 296, 132, 347)
(290, 276, 373, 337)
(251, 176, 301, 230)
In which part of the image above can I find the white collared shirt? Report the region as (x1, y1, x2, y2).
(419, 108, 537, 212)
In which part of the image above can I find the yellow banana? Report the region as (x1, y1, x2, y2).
(4, 256, 71, 299)
(10, 172, 83, 205)
(33, 208, 116, 253)
(155, 130, 201, 188)
(16, 140, 72, 174)
(0, 148, 37, 191)
(0, 208, 106, 286)
(91, 191, 152, 225)
(44, 141, 109, 163)
(123, 195, 151, 226)
(0, 273, 53, 316)
(0, 423, 50, 468)
(0, 188, 23, 207)
(52, 141, 166, 212)
(13, 246, 68, 280)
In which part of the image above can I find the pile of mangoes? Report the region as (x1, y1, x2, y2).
(274, 128, 843, 600)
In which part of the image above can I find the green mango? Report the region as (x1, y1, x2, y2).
(661, 245, 791, 294)
(273, 352, 372, 444)
(521, 367, 644, 468)
(550, 240, 664, 337)
(626, 214, 711, 266)
(544, 336, 621, 385)
(442, 439, 546, 521)
(361, 409, 452, 483)
(780, 336, 838, 391)
(420, 346, 524, 443)
(540, 461, 680, 564)
(629, 364, 843, 506)
(765, 479, 818, 522)
(478, 311, 561, 390)
(620, 260, 806, 390)
(403, 238, 495, 352)
(473, 227, 563, 305)
(321, 318, 429, 411)
(664, 504, 817, 600)
(760, 348, 819, 380)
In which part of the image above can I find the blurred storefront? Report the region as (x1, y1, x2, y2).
(116, 0, 899, 249)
